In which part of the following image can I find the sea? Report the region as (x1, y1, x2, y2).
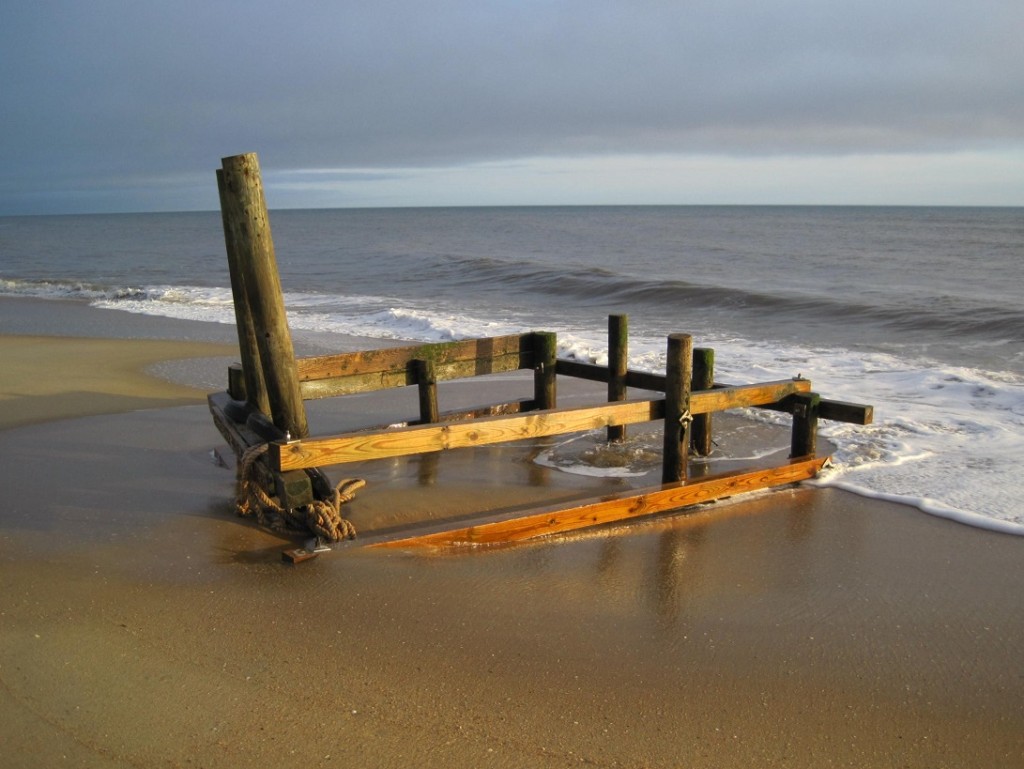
(2, 206, 1022, 534)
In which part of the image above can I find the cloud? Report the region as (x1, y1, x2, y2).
(1, 1, 1022, 212)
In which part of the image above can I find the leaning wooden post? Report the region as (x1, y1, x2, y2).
(662, 333, 693, 483)
(607, 314, 628, 443)
(690, 347, 714, 456)
(413, 358, 439, 424)
(533, 331, 558, 410)
(219, 153, 309, 439)
(790, 391, 820, 458)
(217, 168, 270, 415)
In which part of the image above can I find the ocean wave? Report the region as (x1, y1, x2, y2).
(418, 255, 1024, 342)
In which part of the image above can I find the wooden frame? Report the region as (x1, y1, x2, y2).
(209, 152, 874, 550)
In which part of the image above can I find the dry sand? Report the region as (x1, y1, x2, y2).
(1, 321, 1023, 768)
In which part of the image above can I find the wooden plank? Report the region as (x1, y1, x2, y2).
(819, 399, 873, 425)
(368, 455, 828, 549)
(272, 399, 665, 471)
(296, 334, 535, 382)
(272, 379, 816, 472)
(556, 359, 668, 393)
(690, 378, 811, 413)
(298, 352, 528, 399)
(557, 360, 869, 424)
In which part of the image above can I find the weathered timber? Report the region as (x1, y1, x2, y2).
(607, 314, 628, 442)
(298, 352, 529, 399)
(217, 169, 270, 416)
(790, 391, 821, 458)
(533, 331, 558, 410)
(555, 359, 871, 425)
(413, 358, 440, 423)
(662, 334, 693, 483)
(220, 153, 309, 439)
(368, 455, 828, 548)
(294, 334, 538, 399)
(207, 392, 313, 508)
(227, 363, 247, 402)
(691, 347, 714, 456)
(270, 378, 816, 472)
(272, 399, 664, 472)
(297, 334, 536, 382)
(817, 399, 873, 425)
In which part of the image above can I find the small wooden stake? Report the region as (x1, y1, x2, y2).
(662, 334, 693, 483)
(691, 347, 714, 456)
(533, 331, 557, 410)
(790, 391, 820, 457)
(220, 153, 309, 439)
(413, 358, 440, 423)
(607, 314, 628, 442)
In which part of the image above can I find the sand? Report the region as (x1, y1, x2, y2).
(1, 299, 1023, 768)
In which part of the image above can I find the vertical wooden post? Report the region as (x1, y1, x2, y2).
(607, 314, 628, 443)
(662, 333, 693, 484)
(217, 168, 270, 415)
(533, 331, 557, 410)
(690, 347, 714, 456)
(413, 358, 439, 424)
(219, 153, 309, 439)
(790, 392, 820, 458)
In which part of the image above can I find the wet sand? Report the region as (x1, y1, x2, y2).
(1, 302, 1023, 768)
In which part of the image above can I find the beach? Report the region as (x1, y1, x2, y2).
(1, 296, 1022, 768)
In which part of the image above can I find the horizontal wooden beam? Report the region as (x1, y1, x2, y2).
(272, 398, 664, 471)
(294, 334, 538, 399)
(556, 358, 666, 390)
(368, 455, 828, 548)
(270, 379, 812, 472)
(557, 359, 870, 424)
(298, 352, 529, 399)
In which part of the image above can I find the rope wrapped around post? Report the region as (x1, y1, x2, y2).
(235, 443, 364, 541)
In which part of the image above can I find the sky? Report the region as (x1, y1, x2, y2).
(1, 1, 1022, 215)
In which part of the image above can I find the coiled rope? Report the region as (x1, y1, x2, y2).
(235, 443, 364, 541)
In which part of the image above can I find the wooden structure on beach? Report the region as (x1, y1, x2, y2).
(208, 153, 873, 553)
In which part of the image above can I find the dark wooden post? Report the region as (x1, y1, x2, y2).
(413, 358, 439, 424)
(219, 153, 309, 439)
(607, 314, 628, 442)
(690, 347, 714, 456)
(533, 331, 557, 410)
(790, 392, 820, 458)
(217, 168, 270, 415)
(662, 333, 693, 483)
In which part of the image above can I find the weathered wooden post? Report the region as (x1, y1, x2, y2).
(533, 331, 558, 410)
(219, 153, 309, 439)
(690, 347, 714, 456)
(413, 358, 440, 423)
(790, 391, 820, 457)
(217, 169, 271, 415)
(607, 314, 628, 442)
(662, 333, 693, 483)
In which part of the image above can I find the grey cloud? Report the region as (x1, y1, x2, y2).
(1, 0, 1022, 212)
